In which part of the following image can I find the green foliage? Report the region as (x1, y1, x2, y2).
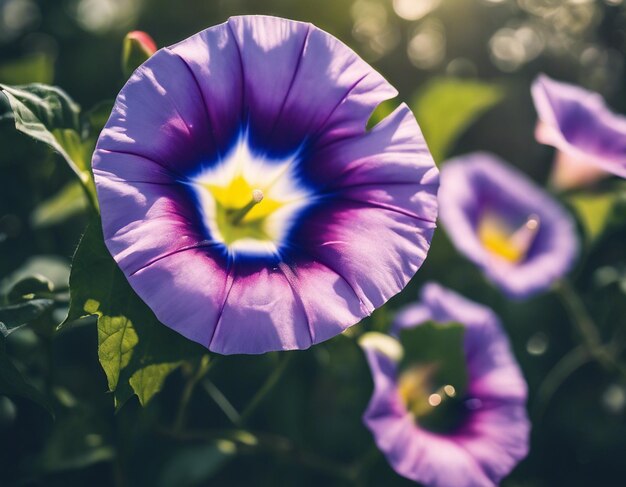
(568, 192, 615, 242)
(412, 77, 505, 163)
(0, 52, 55, 85)
(31, 180, 89, 228)
(157, 442, 236, 487)
(66, 221, 206, 408)
(398, 321, 467, 396)
(0, 83, 108, 208)
(38, 407, 114, 472)
(0, 336, 53, 415)
(0, 299, 54, 337)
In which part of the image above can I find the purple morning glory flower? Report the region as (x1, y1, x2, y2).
(361, 283, 530, 487)
(438, 152, 578, 298)
(92, 16, 438, 355)
(532, 74, 626, 189)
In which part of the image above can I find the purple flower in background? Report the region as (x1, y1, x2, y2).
(93, 16, 438, 354)
(532, 74, 626, 189)
(361, 283, 529, 487)
(438, 153, 577, 298)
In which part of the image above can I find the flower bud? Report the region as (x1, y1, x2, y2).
(121, 31, 157, 78)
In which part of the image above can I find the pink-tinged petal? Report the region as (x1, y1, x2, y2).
(455, 404, 530, 485)
(129, 248, 229, 347)
(545, 147, 609, 190)
(363, 284, 529, 486)
(208, 264, 311, 354)
(292, 200, 436, 312)
(96, 48, 213, 175)
(281, 261, 369, 344)
(362, 345, 496, 487)
(532, 74, 626, 184)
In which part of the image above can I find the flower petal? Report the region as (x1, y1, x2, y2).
(290, 199, 435, 312)
(96, 48, 214, 175)
(532, 74, 626, 180)
(439, 152, 578, 298)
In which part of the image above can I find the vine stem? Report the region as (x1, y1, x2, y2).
(555, 280, 626, 378)
(237, 352, 294, 426)
(162, 427, 354, 481)
(173, 355, 213, 432)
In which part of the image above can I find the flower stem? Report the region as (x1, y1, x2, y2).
(202, 378, 241, 425)
(237, 352, 294, 426)
(163, 427, 353, 480)
(173, 355, 213, 432)
(555, 280, 626, 377)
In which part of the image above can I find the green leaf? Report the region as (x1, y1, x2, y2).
(158, 441, 236, 487)
(0, 337, 53, 415)
(31, 180, 89, 228)
(367, 99, 399, 129)
(66, 220, 205, 408)
(399, 321, 467, 396)
(7, 274, 54, 303)
(412, 77, 504, 162)
(0, 299, 55, 337)
(0, 52, 55, 85)
(0, 83, 94, 189)
(568, 192, 616, 242)
(38, 408, 114, 472)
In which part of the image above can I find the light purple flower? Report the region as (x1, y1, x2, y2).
(532, 74, 626, 189)
(439, 152, 577, 298)
(361, 283, 530, 487)
(92, 16, 438, 355)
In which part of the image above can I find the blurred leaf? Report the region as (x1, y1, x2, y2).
(31, 180, 88, 228)
(0, 52, 55, 85)
(83, 100, 113, 138)
(65, 220, 205, 408)
(399, 321, 467, 395)
(1, 255, 70, 294)
(39, 409, 114, 472)
(0, 84, 96, 201)
(158, 441, 236, 487)
(0, 299, 54, 337)
(7, 275, 54, 303)
(0, 337, 53, 415)
(568, 192, 616, 241)
(366, 98, 399, 129)
(412, 77, 504, 162)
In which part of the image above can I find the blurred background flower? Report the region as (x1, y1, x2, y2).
(361, 283, 529, 486)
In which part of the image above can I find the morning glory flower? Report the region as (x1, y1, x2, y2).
(361, 283, 530, 487)
(532, 74, 626, 189)
(92, 16, 438, 354)
(438, 152, 577, 298)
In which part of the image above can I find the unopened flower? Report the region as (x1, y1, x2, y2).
(532, 74, 626, 190)
(122, 31, 157, 77)
(361, 283, 530, 487)
(439, 152, 577, 298)
(93, 16, 438, 354)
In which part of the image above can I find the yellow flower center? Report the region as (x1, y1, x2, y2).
(477, 212, 540, 263)
(202, 175, 282, 245)
(191, 137, 311, 254)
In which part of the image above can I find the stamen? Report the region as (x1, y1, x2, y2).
(478, 212, 541, 263)
(230, 189, 265, 225)
(509, 214, 541, 257)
